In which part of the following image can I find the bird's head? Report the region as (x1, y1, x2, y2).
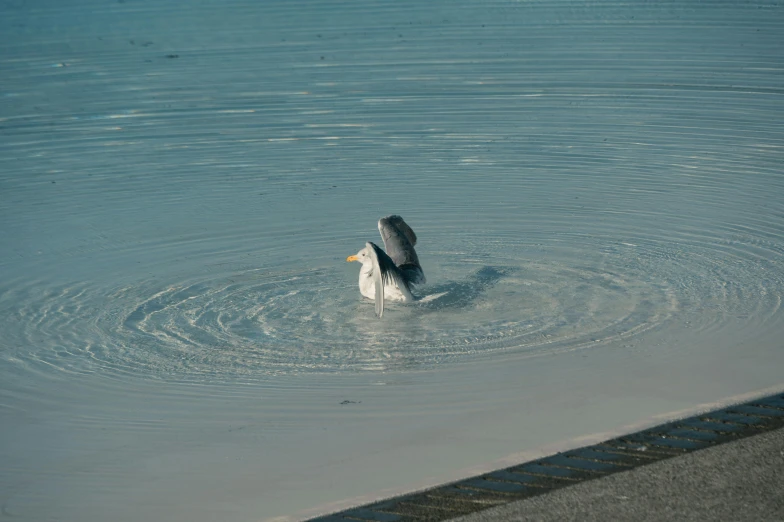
(346, 243, 374, 266)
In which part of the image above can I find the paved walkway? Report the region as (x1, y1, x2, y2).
(450, 427, 784, 522)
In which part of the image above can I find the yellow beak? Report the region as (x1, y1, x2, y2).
(346, 255, 358, 262)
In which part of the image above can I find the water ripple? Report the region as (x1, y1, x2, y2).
(2, 223, 782, 381)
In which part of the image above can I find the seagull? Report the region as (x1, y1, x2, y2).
(346, 215, 426, 317)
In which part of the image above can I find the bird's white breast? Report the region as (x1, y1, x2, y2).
(357, 267, 411, 302)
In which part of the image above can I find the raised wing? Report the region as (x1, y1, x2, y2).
(378, 215, 425, 284)
(367, 241, 409, 317)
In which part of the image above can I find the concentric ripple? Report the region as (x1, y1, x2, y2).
(110, 257, 674, 376)
(3, 228, 782, 381)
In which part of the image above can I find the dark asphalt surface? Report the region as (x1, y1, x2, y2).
(448, 427, 784, 522)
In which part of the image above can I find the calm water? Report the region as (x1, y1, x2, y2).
(2, 1, 784, 520)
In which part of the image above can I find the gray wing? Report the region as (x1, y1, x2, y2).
(378, 215, 426, 284)
(367, 242, 409, 317)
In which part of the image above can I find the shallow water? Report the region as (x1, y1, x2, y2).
(2, 1, 784, 520)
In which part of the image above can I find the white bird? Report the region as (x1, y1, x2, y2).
(347, 215, 426, 317)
